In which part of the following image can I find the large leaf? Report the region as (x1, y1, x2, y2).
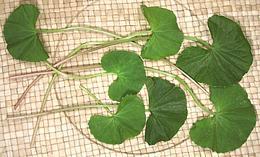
(3, 4, 49, 62)
(88, 95, 146, 144)
(176, 15, 252, 86)
(101, 50, 146, 101)
(145, 77, 187, 145)
(190, 84, 256, 153)
(141, 5, 184, 60)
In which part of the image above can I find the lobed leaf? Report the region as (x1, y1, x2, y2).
(145, 77, 187, 145)
(88, 95, 146, 144)
(141, 5, 184, 60)
(101, 50, 146, 101)
(3, 4, 49, 62)
(190, 84, 256, 153)
(176, 15, 252, 86)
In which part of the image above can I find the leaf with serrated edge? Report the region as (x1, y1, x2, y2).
(190, 84, 256, 153)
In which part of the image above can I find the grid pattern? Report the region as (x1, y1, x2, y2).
(0, 0, 259, 156)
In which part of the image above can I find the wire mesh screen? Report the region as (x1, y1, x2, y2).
(0, 0, 259, 156)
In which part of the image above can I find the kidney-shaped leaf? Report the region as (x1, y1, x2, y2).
(88, 95, 146, 144)
(3, 4, 49, 62)
(176, 15, 252, 86)
(101, 50, 146, 101)
(145, 77, 187, 145)
(141, 5, 184, 60)
(190, 84, 256, 153)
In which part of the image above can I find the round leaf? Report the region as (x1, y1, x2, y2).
(176, 15, 252, 86)
(145, 77, 187, 145)
(3, 4, 49, 62)
(88, 95, 146, 144)
(141, 5, 184, 60)
(101, 50, 146, 101)
(190, 84, 256, 153)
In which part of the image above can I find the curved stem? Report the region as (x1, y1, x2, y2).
(79, 85, 113, 114)
(7, 103, 117, 120)
(184, 35, 211, 49)
(145, 67, 214, 115)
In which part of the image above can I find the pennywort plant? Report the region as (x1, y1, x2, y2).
(4, 4, 256, 153)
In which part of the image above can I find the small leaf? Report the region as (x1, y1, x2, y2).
(141, 5, 184, 60)
(3, 4, 49, 62)
(101, 50, 146, 101)
(88, 95, 146, 144)
(145, 77, 187, 145)
(190, 84, 256, 153)
(176, 15, 252, 86)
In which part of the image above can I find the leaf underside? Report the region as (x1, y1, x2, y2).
(141, 5, 184, 60)
(176, 15, 252, 86)
(101, 50, 146, 101)
(88, 95, 146, 144)
(190, 84, 256, 153)
(3, 4, 49, 62)
(145, 77, 187, 145)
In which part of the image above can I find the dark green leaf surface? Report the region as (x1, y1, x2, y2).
(3, 4, 49, 62)
(88, 95, 146, 144)
(176, 15, 252, 86)
(101, 50, 146, 101)
(141, 5, 184, 60)
(190, 84, 256, 153)
(145, 77, 187, 145)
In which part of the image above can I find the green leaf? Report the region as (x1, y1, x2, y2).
(141, 5, 184, 60)
(101, 50, 146, 101)
(3, 4, 49, 62)
(190, 84, 256, 153)
(145, 77, 187, 145)
(176, 15, 252, 86)
(88, 95, 146, 144)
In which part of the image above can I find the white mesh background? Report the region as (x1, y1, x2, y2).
(0, 0, 259, 156)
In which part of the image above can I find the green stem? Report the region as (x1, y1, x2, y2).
(30, 32, 89, 146)
(30, 74, 58, 146)
(37, 25, 122, 38)
(6, 103, 117, 120)
(45, 61, 107, 80)
(79, 85, 113, 114)
(145, 67, 214, 115)
(184, 35, 211, 49)
(38, 64, 214, 115)
(54, 32, 150, 67)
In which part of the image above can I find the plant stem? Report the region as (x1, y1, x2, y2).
(14, 63, 213, 115)
(6, 103, 117, 120)
(162, 58, 209, 95)
(145, 67, 214, 115)
(14, 75, 43, 109)
(184, 35, 211, 49)
(79, 85, 113, 114)
(54, 32, 150, 67)
(30, 74, 58, 146)
(9, 63, 102, 80)
(45, 61, 107, 80)
(37, 25, 122, 38)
